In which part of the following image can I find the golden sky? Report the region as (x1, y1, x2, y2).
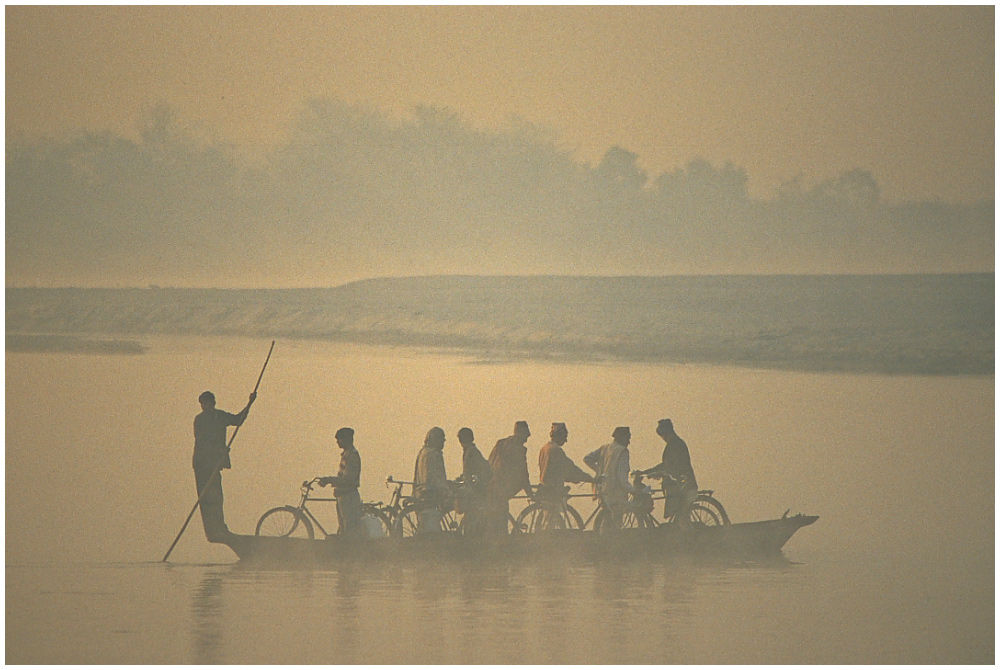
(6, 5, 994, 202)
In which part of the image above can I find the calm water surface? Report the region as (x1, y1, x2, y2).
(5, 337, 994, 663)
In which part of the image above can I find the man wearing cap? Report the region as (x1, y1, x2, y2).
(638, 419, 698, 524)
(458, 427, 491, 493)
(536, 423, 593, 527)
(318, 427, 363, 537)
(193, 390, 256, 541)
(584, 426, 635, 531)
(486, 421, 533, 534)
(456, 427, 491, 535)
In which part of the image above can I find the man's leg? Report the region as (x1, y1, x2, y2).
(676, 484, 698, 527)
(663, 483, 680, 520)
(484, 489, 505, 535)
(337, 490, 364, 537)
(194, 467, 230, 541)
(603, 493, 627, 532)
(464, 497, 484, 537)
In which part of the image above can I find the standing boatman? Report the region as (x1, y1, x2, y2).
(192, 390, 256, 541)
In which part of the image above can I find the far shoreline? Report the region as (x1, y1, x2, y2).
(6, 333, 146, 355)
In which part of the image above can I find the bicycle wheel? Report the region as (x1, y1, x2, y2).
(516, 502, 561, 532)
(625, 509, 660, 529)
(391, 505, 420, 538)
(391, 504, 456, 537)
(593, 508, 621, 534)
(456, 510, 518, 535)
(380, 504, 402, 528)
(695, 494, 731, 525)
(688, 502, 721, 527)
(255, 506, 314, 539)
(562, 503, 585, 530)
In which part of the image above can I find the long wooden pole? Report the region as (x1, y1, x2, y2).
(161, 340, 275, 562)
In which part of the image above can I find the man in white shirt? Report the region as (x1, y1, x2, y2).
(413, 426, 449, 532)
(584, 426, 634, 531)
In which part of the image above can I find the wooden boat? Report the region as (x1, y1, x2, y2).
(219, 513, 818, 565)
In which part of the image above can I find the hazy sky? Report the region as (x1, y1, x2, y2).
(6, 5, 994, 204)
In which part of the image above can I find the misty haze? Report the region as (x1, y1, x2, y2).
(5, 5, 994, 666)
(5, 101, 994, 288)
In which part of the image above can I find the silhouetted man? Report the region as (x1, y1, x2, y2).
(638, 419, 698, 523)
(411, 426, 450, 533)
(413, 426, 449, 504)
(536, 422, 593, 529)
(584, 426, 634, 530)
(457, 427, 491, 534)
(193, 390, 256, 541)
(486, 421, 532, 534)
(538, 422, 593, 498)
(459, 427, 491, 492)
(319, 427, 363, 537)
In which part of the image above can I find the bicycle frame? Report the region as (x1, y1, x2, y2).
(287, 478, 340, 538)
(365, 475, 415, 523)
(565, 480, 657, 531)
(638, 471, 730, 525)
(529, 484, 605, 530)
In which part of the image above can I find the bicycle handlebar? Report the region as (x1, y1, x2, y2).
(632, 470, 689, 485)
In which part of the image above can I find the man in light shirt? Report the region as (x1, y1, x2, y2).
(412, 426, 450, 533)
(584, 426, 634, 531)
(318, 426, 363, 537)
(414, 426, 449, 502)
(537, 422, 593, 529)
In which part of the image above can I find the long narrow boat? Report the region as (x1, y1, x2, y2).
(219, 514, 818, 564)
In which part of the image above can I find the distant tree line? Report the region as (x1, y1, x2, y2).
(6, 100, 993, 286)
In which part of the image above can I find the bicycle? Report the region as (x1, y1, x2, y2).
(364, 475, 411, 527)
(443, 476, 526, 536)
(389, 478, 462, 538)
(641, 471, 731, 526)
(513, 484, 588, 532)
(506, 479, 633, 534)
(255, 477, 392, 540)
(512, 480, 643, 534)
(578, 475, 661, 533)
(516, 472, 727, 533)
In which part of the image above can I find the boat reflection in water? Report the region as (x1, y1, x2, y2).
(186, 546, 805, 664)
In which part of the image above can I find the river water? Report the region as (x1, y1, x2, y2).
(5, 337, 994, 663)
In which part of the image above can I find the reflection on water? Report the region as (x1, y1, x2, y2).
(6, 531, 990, 663)
(191, 572, 224, 664)
(177, 555, 797, 665)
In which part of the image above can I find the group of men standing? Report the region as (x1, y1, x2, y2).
(411, 419, 700, 534)
(192, 389, 699, 542)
